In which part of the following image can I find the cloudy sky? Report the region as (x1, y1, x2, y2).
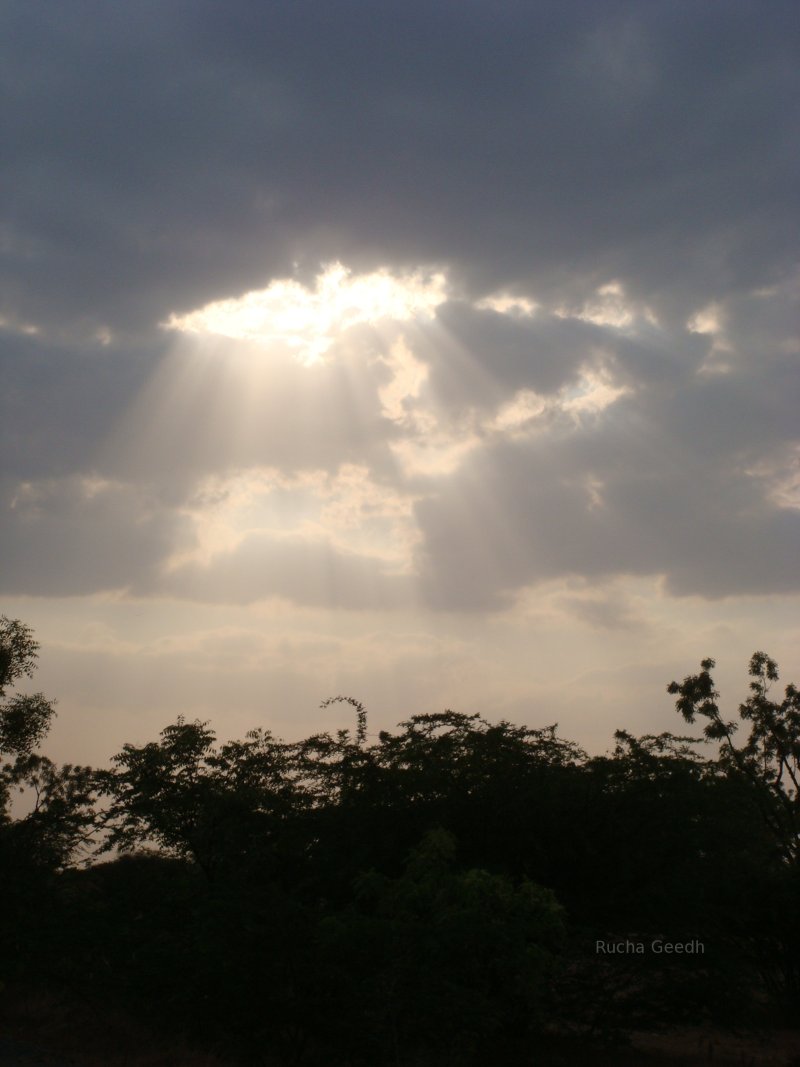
(2, 1, 798, 764)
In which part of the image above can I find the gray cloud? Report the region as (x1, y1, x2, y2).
(0, 474, 186, 597)
(2, 2, 797, 338)
(1, 330, 159, 480)
(417, 304, 603, 410)
(1, 1, 798, 611)
(414, 363, 800, 608)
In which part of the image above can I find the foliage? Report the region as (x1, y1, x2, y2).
(1, 616, 56, 762)
(97, 718, 304, 884)
(316, 828, 565, 1063)
(0, 617, 97, 872)
(0, 619, 100, 991)
(3, 615, 800, 1062)
(0, 617, 40, 695)
(668, 653, 800, 865)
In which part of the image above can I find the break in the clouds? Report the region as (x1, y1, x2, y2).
(1, 0, 798, 620)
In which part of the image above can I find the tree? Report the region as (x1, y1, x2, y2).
(0, 616, 96, 868)
(669, 653, 800, 1013)
(99, 717, 303, 883)
(0, 616, 55, 760)
(1, 615, 58, 830)
(668, 652, 800, 866)
(0, 617, 99, 987)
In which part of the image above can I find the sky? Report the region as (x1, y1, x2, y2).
(2, 1, 798, 765)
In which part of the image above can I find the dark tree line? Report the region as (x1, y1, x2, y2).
(1, 614, 799, 1065)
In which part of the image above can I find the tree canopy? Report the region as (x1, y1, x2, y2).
(2, 615, 799, 1064)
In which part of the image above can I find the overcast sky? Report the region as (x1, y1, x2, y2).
(2, 1, 798, 764)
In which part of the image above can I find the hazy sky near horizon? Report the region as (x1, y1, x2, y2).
(2, 1, 798, 763)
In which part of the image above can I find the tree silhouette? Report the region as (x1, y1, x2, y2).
(669, 653, 800, 866)
(4, 615, 800, 1063)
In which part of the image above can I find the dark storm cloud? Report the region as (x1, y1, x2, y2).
(2, 1, 797, 337)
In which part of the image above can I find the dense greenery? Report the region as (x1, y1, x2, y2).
(1, 614, 799, 1064)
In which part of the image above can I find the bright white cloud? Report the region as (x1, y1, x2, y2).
(475, 292, 538, 317)
(377, 337, 430, 425)
(163, 262, 448, 364)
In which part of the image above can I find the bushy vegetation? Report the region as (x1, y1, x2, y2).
(1, 615, 799, 1064)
